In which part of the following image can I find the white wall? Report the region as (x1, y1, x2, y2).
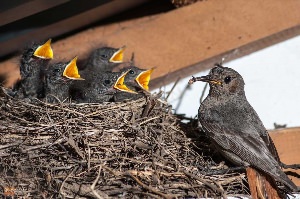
(155, 35, 300, 130)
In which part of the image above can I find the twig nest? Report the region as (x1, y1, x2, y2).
(0, 94, 246, 198)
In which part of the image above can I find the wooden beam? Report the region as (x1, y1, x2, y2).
(0, 0, 150, 57)
(246, 167, 281, 199)
(1, 0, 300, 89)
(0, 0, 69, 26)
(269, 127, 300, 186)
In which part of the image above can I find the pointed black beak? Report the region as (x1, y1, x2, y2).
(188, 75, 221, 85)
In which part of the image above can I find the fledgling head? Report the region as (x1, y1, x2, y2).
(46, 63, 71, 85)
(90, 46, 126, 65)
(121, 66, 154, 91)
(86, 71, 136, 96)
(92, 72, 119, 95)
(22, 39, 53, 63)
(121, 66, 144, 84)
(189, 65, 245, 96)
(46, 57, 83, 85)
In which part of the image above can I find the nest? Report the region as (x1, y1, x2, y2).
(0, 93, 248, 198)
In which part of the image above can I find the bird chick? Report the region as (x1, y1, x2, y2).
(113, 66, 154, 102)
(44, 57, 83, 103)
(13, 39, 53, 99)
(71, 70, 135, 103)
(82, 46, 126, 74)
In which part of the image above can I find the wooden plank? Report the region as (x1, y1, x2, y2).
(0, 0, 69, 26)
(150, 25, 300, 89)
(246, 167, 281, 199)
(269, 127, 300, 186)
(1, 0, 300, 89)
(0, 0, 150, 57)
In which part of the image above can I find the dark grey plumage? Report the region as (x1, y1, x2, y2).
(191, 65, 297, 192)
(82, 46, 125, 74)
(71, 72, 122, 103)
(44, 62, 72, 103)
(13, 40, 53, 99)
(113, 66, 146, 102)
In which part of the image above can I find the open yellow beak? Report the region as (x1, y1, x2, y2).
(113, 70, 137, 93)
(33, 39, 54, 59)
(109, 46, 126, 63)
(135, 68, 154, 91)
(63, 57, 84, 80)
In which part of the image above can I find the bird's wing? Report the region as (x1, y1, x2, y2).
(199, 107, 297, 191)
(201, 119, 276, 167)
(246, 105, 281, 163)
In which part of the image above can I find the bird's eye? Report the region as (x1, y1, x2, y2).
(54, 68, 61, 73)
(104, 79, 111, 85)
(224, 76, 231, 84)
(129, 70, 135, 74)
(101, 54, 108, 59)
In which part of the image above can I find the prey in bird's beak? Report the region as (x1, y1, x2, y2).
(188, 75, 222, 85)
(109, 46, 126, 63)
(114, 70, 137, 93)
(34, 39, 54, 59)
(63, 57, 84, 80)
(135, 68, 154, 91)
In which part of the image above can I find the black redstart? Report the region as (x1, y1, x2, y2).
(113, 66, 154, 102)
(82, 46, 126, 74)
(70, 70, 136, 103)
(189, 65, 298, 193)
(44, 57, 83, 103)
(12, 39, 53, 99)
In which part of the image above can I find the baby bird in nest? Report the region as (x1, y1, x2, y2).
(113, 66, 154, 102)
(81, 46, 126, 74)
(70, 70, 136, 103)
(44, 57, 84, 103)
(12, 39, 53, 99)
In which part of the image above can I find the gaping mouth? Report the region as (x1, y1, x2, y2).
(113, 71, 137, 93)
(33, 39, 54, 59)
(188, 75, 221, 85)
(135, 68, 154, 91)
(109, 46, 126, 63)
(63, 57, 85, 80)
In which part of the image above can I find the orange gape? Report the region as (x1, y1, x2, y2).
(63, 57, 84, 80)
(33, 39, 54, 59)
(135, 68, 154, 91)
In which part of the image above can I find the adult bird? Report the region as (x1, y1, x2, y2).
(189, 65, 298, 196)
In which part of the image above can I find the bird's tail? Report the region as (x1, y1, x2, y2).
(276, 169, 298, 193)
